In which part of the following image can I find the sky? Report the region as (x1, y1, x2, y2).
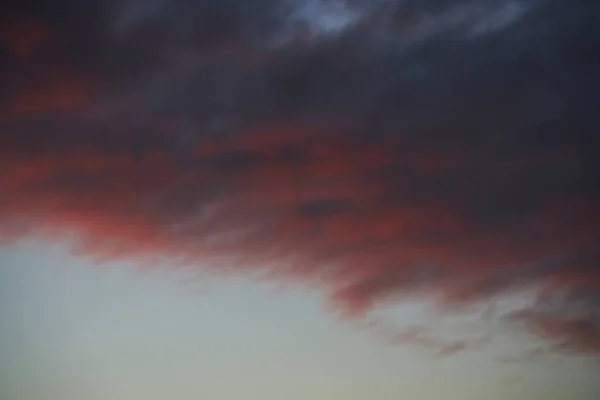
(2, 241, 600, 400)
(1, 0, 599, 399)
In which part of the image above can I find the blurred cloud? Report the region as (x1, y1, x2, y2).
(0, 0, 599, 356)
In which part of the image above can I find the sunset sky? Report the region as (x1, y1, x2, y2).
(1, 0, 599, 399)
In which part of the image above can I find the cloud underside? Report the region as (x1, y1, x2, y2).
(1, 0, 599, 356)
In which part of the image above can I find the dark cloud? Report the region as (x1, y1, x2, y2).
(1, 0, 599, 356)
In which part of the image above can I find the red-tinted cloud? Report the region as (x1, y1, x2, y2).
(0, 0, 599, 357)
(0, 17, 51, 60)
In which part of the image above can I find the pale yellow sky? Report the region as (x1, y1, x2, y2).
(1, 240, 599, 400)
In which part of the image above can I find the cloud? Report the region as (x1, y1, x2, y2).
(1, 0, 599, 356)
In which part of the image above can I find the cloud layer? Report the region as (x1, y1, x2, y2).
(1, 0, 599, 355)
